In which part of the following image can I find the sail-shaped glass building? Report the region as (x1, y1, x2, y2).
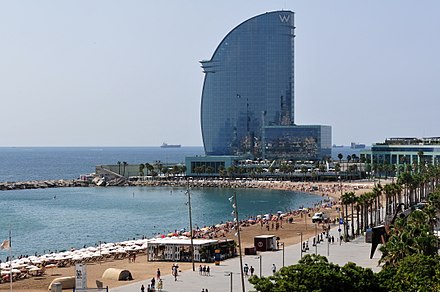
(199, 10, 331, 160)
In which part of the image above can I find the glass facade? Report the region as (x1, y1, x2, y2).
(263, 126, 332, 160)
(362, 144, 440, 165)
(201, 11, 295, 156)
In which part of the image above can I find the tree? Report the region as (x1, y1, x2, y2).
(143, 163, 153, 176)
(379, 195, 439, 267)
(377, 254, 440, 292)
(341, 192, 355, 240)
(338, 153, 343, 163)
(249, 254, 380, 292)
(122, 161, 128, 177)
(346, 155, 352, 181)
(139, 163, 145, 178)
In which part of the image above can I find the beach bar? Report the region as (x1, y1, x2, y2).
(254, 235, 277, 251)
(147, 238, 236, 263)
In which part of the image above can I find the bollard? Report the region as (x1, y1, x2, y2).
(51, 282, 62, 292)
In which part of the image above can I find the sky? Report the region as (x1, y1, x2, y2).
(0, 0, 439, 147)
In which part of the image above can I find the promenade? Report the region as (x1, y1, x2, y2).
(111, 228, 382, 292)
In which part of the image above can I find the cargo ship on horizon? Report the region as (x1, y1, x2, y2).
(160, 142, 181, 148)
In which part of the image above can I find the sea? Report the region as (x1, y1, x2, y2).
(0, 147, 329, 259)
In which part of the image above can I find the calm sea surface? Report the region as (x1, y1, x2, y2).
(0, 147, 205, 182)
(0, 147, 324, 259)
(0, 186, 320, 259)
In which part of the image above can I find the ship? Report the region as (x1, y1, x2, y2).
(160, 142, 181, 148)
(350, 142, 366, 149)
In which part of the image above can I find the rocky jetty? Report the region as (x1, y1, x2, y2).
(0, 179, 90, 191)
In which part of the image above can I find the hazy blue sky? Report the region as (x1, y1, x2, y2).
(1, 1, 439, 147)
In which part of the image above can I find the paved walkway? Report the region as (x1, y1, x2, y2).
(110, 228, 382, 292)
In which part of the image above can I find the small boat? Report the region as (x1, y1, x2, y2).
(161, 142, 181, 148)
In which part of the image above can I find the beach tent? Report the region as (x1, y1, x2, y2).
(102, 268, 133, 281)
(48, 276, 75, 290)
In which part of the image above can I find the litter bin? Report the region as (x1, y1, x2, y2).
(244, 247, 256, 255)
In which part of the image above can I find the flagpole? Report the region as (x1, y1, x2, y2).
(9, 229, 12, 292)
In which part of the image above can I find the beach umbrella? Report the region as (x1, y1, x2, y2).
(45, 263, 57, 276)
(29, 267, 41, 272)
(72, 255, 83, 261)
(25, 265, 39, 269)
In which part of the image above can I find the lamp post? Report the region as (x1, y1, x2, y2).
(224, 272, 233, 292)
(185, 187, 195, 271)
(326, 230, 330, 256)
(314, 223, 318, 255)
(255, 255, 262, 278)
(280, 242, 285, 267)
(230, 193, 245, 292)
(297, 232, 303, 259)
(99, 241, 101, 265)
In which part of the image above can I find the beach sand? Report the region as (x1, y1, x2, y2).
(0, 181, 374, 291)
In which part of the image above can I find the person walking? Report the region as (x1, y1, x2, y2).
(157, 279, 163, 291)
(172, 264, 178, 281)
(156, 268, 161, 279)
(244, 263, 249, 277)
(250, 265, 255, 276)
(272, 264, 276, 275)
(151, 277, 156, 290)
(140, 284, 145, 292)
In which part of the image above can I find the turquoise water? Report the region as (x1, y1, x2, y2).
(0, 186, 320, 259)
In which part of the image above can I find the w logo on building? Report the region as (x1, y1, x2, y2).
(279, 14, 290, 23)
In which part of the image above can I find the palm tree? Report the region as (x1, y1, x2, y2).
(341, 192, 354, 240)
(338, 153, 343, 164)
(372, 185, 382, 225)
(417, 150, 424, 173)
(154, 161, 163, 177)
(301, 166, 308, 182)
(358, 193, 368, 231)
(355, 196, 361, 235)
(139, 163, 145, 178)
(348, 192, 356, 238)
(180, 165, 187, 176)
(363, 191, 375, 228)
(122, 161, 128, 177)
(145, 163, 154, 176)
(117, 161, 121, 175)
(346, 155, 352, 181)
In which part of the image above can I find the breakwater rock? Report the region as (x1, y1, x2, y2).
(0, 179, 90, 191)
(128, 178, 285, 190)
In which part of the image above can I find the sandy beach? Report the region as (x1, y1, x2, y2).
(0, 180, 374, 291)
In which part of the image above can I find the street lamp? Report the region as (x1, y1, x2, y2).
(314, 224, 318, 255)
(99, 241, 101, 265)
(254, 255, 262, 278)
(280, 242, 285, 267)
(185, 187, 195, 271)
(224, 272, 233, 292)
(297, 232, 303, 259)
(327, 230, 330, 257)
(230, 193, 245, 292)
